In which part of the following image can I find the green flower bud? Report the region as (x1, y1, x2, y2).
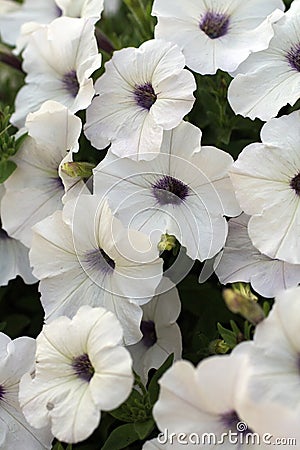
(157, 234, 177, 253)
(223, 283, 265, 325)
(61, 162, 94, 179)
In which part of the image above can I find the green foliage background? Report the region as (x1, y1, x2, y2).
(0, 0, 293, 448)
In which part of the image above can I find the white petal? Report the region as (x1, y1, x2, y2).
(110, 113, 164, 161)
(0, 233, 36, 285)
(26, 100, 81, 152)
(248, 198, 300, 264)
(228, 63, 300, 121)
(30, 211, 77, 279)
(90, 346, 133, 410)
(229, 143, 292, 215)
(215, 214, 300, 297)
(2, 186, 64, 247)
(11, 17, 101, 128)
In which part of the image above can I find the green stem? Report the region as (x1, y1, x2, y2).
(122, 0, 152, 39)
(95, 28, 115, 55)
(0, 124, 12, 138)
(0, 52, 24, 73)
(133, 372, 148, 397)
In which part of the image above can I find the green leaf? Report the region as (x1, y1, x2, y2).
(134, 419, 155, 440)
(101, 423, 139, 450)
(108, 388, 148, 422)
(52, 443, 72, 450)
(263, 301, 271, 316)
(122, 0, 154, 40)
(148, 354, 174, 405)
(0, 159, 16, 183)
(217, 323, 237, 349)
(243, 321, 253, 341)
(230, 320, 241, 336)
(52, 442, 65, 450)
(15, 132, 28, 152)
(178, 275, 233, 336)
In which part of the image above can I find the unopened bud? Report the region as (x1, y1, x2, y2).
(61, 162, 94, 179)
(223, 283, 265, 325)
(209, 339, 230, 355)
(157, 234, 177, 253)
(232, 282, 258, 302)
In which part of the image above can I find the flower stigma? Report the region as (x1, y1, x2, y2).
(200, 11, 230, 39)
(62, 70, 80, 97)
(152, 175, 190, 205)
(141, 320, 157, 348)
(134, 83, 157, 110)
(72, 354, 95, 382)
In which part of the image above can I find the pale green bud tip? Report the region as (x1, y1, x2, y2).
(61, 162, 94, 178)
(209, 339, 230, 355)
(223, 284, 265, 325)
(157, 234, 177, 252)
(232, 282, 258, 302)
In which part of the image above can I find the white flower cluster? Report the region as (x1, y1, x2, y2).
(149, 287, 300, 449)
(0, 0, 299, 447)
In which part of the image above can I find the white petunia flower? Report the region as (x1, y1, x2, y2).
(11, 17, 101, 129)
(55, 0, 103, 18)
(0, 185, 36, 286)
(1, 101, 83, 247)
(152, 0, 284, 75)
(0, 0, 104, 48)
(0, 0, 59, 47)
(14, 0, 104, 54)
(234, 287, 300, 443)
(215, 214, 300, 298)
(152, 354, 264, 449)
(127, 277, 182, 383)
(0, 332, 53, 449)
(228, 1, 300, 121)
(84, 39, 196, 160)
(30, 194, 163, 345)
(93, 121, 241, 261)
(229, 111, 300, 265)
(19, 305, 133, 444)
(0, 0, 20, 14)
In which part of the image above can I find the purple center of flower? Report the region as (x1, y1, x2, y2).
(62, 70, 79, 97)
(50, 176, 64, 190)
(140, 320, 157, 348)
(221, 410, 252, 435)
(152, 175, 190, 205)
(290, 173, 300, 195)
(72, 354, 95, 382)
(84, 248, 116, 274)
(286, 43, 300, 72)
(55, 5, 63, 17)
(0, 227, 8, 240)
(199, 11, 230, 39)
(0, 385, 5, 400)
(100, 248, 116, 270)
(134, 83, 157, 110)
